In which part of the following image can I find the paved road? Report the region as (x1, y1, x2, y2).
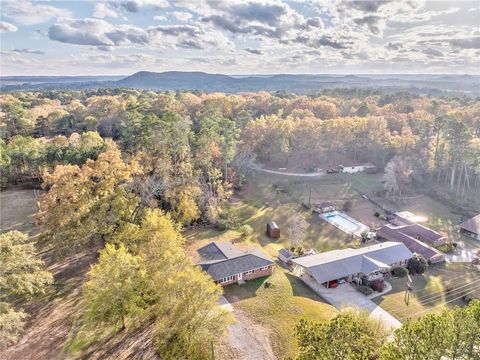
(300, 275, 402, 329)
(251, 165, 325, 177)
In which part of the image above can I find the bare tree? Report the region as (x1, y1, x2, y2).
(383, 156, 413, 202)
(286, 214, 308, 249)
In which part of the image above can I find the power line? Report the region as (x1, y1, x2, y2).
(412, 278, 480, 303)
(392, 282, 480, 319)
(398, 286, 480, 321)
(409, 270, 477, 294)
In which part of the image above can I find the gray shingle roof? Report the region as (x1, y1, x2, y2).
(293, 242, 412, 284)
(377, 224, 445, 261)
(197, 242, 274, 281)
(459, 214, 480, 235)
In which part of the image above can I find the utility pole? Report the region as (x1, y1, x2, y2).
(308, 187, 312, 207)
(404, 274, 413, 305)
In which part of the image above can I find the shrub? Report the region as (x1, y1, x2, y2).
(358, 285, 374, 295)
(216, 209, 239, 230)
(462, 294, 479, 304)
(238, 224, 253, 238)
(392, 267, 408, 277)
(437, 243, 455, 253)
(370, 279, 385, 292)
(342, 200, 353, 212)
(408, 254, 428, 275)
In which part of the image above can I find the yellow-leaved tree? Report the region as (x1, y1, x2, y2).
(36, 141, 141, 255)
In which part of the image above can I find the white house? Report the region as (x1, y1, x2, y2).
(338, 163, 377, 174)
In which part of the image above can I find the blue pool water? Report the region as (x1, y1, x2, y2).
(321, 211, 362, 233)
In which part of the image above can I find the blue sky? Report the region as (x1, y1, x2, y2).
(1, 0, 479, 75)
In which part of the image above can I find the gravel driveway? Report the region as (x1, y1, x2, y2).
(219, 296, 275, 360)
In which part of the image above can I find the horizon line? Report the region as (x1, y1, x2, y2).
(2, 72, 479, 78)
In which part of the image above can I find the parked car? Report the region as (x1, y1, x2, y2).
(328, 280, 339, 288)
(326, 168, 339, 174)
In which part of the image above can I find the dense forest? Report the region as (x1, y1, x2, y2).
(1, 88, 479, 358)
(1, 89, 479, 201)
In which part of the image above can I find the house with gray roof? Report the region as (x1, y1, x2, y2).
(459, 214, 480, 240)
(377, 224, 446, 263)
(197, 242, 274, 286)
(293, 242, 413, 289)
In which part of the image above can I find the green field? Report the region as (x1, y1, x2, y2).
(373, 263, 480, 322)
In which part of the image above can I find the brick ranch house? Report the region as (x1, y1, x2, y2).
(197, 242, 274, 286)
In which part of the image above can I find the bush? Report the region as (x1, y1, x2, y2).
(392, 267, 408, 277)
(342, 200, 353, 212)
(358, 285, 374, 295)
(238, 224, 253, 238)
(437, 243, 456, 253)
(462, 294, 479, 304)
(216, 209, 239, 230)
(370, 279, 385, 292)
(408, 254, 429, 275)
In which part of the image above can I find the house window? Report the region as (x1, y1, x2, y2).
(220, 275, 234, 283)
(260, 266, 269, 271)
(244, 270, 253, 275)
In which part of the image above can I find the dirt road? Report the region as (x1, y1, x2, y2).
(219, 298, 275, 360)
(251, 165, 325, 177)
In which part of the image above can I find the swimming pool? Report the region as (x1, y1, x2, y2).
(320, 211, 370, 237)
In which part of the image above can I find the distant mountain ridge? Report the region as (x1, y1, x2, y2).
(1, 71, 479, 96)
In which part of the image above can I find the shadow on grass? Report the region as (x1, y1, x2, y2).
(223, 276, 268, 304)
(284, 273, 329, 304)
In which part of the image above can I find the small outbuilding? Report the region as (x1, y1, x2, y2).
(266, 221, 280, 238)
(278, 248, 296, 265)
(315, 201, 335, 213)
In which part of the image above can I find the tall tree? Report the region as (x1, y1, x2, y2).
(0, 231, 53, 348)
(37, 142, 141, 255)
(83, 244, 148, 330)
(294, 308, 387, 360)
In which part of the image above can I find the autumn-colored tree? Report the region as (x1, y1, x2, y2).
(37, 142, 141, 255)
(381, 301, 480, 360)
(83, 244, 148, 330)
(0, 231, 53, 348)
(294, 308, 387, 360)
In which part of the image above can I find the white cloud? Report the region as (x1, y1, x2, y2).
(170, 11, 193, 21)
(1, 0, 72, 25)
(114, 0, 169, 13)
(49, 18, 149, 47)
(93, 3, 119, 19)
(0, 21, 18, 32)
(47, 17, 233, 51)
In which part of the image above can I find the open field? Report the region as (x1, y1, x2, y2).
(373, 263, 480, 322)
(0, 188, 41, 235)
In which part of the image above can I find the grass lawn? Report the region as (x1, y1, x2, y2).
(230, 172, 361, 251)
(223, 266, 337, 359)
(373, 263, 480, 322)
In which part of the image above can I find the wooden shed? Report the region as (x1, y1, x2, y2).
(266, 221, 280, 238)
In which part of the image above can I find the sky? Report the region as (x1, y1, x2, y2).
(0, 0, 479, 76)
